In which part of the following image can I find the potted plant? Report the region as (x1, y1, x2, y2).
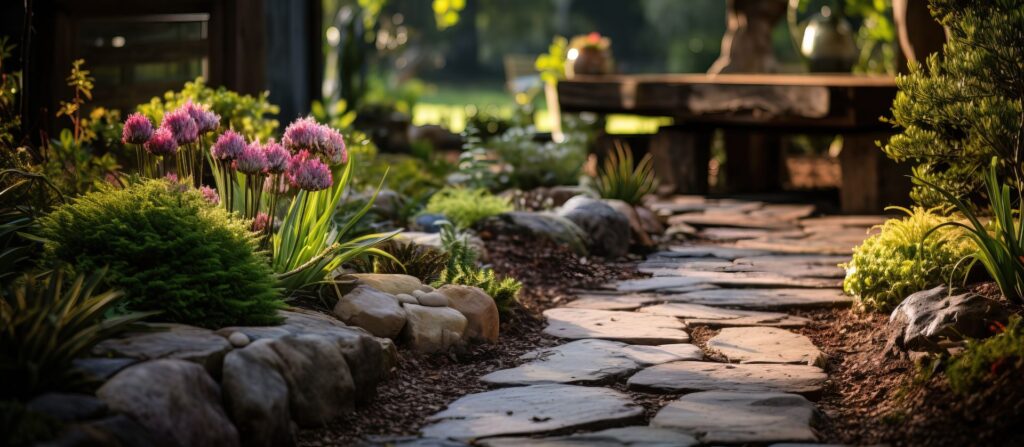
(565, 32, 614, 78)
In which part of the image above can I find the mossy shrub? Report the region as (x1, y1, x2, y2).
(423, 187, 512, 230)
(40, 179, 283, 328)
(843, 207, 973, 312)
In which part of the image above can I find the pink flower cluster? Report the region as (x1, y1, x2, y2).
(286, 150, 332, 191)
(122, 113, 153, 144)
(126, 101, 220, 156)
(211, 130, 333, 192)
(282, 117, 347, 165)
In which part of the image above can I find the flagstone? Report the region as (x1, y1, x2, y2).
(639, 303, 811, 328)
(481, 426, 699, 447)
(651, 391, 818, 444)
(708, 327, 825, 366)
(543, 308, 689, 345)
(627, 361, 827, 396)
(663, 288, 852, 310)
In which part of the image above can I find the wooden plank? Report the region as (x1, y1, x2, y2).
(566, 73, 897, 87)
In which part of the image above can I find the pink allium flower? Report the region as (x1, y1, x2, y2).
(320, 126, 348, 164)
(211, 130, 246, 160)
(160, 108, 199, 145)
(122, 112, 154, 144)
(182, 100, 220, 134)
(144, 127, 179, 157)
(263, 140, 290, 174)
(234, 140, 269, 175)
(282, 117, 325, 153)
(251, 212, 271, 233)
(199, 185, 220, 205)
(287, 150, 332, 191)
(164, 173, 179, 183)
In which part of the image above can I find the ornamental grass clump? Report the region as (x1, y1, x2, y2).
(594, 142, 657, 206)
(843, 207, 973, 312)
(39, 179, 284, 328)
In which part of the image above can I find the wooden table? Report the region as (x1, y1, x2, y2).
(557, 73, 909, 213)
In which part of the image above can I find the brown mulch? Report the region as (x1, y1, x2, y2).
(795, 305, 1024, 446)
(297, 234, 638, 446)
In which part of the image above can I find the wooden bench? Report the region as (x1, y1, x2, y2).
(557, 73, 909, 213)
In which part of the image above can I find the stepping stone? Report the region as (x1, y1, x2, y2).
(735, 237, 854, 256)
(708, 327, 825, 366)
(627, 362, 826, 396)
(651, 391, 818, 444)
(481, 426, 699, 446)
(420, 384, 643, 441)
(664, 288, 852, 310)
(639, 303, 811, 328)
(799, 215, 885, 228)
(481, 339, 702, 386)
(749, 204, 816, 221)
(646, 270, 841, 289)
(659, 245, 774, 260)
(668, 213, 795, 230)
(699, 227, 804, 242)
(543, 308, 690, 345)
(733, 255, 849, 279)
(610, 276, 707, 293)
(566, 293, 663, 311)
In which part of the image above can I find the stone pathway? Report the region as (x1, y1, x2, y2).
(415, 197, 878, 445)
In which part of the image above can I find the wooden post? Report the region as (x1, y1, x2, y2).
(722, 131, 784, 193)
(839, 132, 911, 213)
(649, 126, 711, 194)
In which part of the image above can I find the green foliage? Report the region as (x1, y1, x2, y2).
(0, 37, 21, 150)
(56, 59, 94, 144)
(433, 223, 521, 314)
(594, 142, 657, 206)
(489, 125, 588, 189)
(944, 316, 1024, 394)
(351, 240, 449, 284)
(883, 0, 1024, 207)
(43, 128, 120, 197)
(917, 158, 1024, 304)
(272, 161, 399, 293)
(39, 179, 284, 328)
(423, 187, 512, 229)
(843, 207, 973, 312)
(137, 78, 279, 140)
(535, 36, 568, 85)
(0, 268, 151, 401)
(845, 0, 897, 74)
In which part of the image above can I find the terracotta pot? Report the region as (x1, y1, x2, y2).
(565, 47, 612, 78)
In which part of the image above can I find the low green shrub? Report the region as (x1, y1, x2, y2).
(1, 268, 150, 400)
(843, 207, 972, 312)
(433, 224, 521, 314)
(489, 125, 587, 189)
(40, 179, 284, 328)
(423, 187, 512, 230)
(944, 316, 1024, 394)
(351, 240, 449, 284)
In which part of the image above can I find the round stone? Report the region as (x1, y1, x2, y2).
(227, 332, 250, 348)
(417, 291, 449, 307)
(395, 293, 418, 305)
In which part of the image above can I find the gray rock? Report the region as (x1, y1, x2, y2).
(639, 303, 811, 328)
(221, 340, 294, 446)
(402, 303, 467, 353)
(438, 285, 500, 343)
(481, 426, 698, 446)
(627, 361, 827, 397)
(481, 339, 701, 386)
(48, 414, 161, 447)
(70, 357, 138, 383)
(651, 391, 818, 444)
(97, 359, 239, 447)
(91, 323, 232, 376)
(476, 212, 588, 255)
(333, 286, 408, 339)
(217, 309, 392, 403)
(417, 291, 450, 307)
(604, 199, 657, 249)
(227, 332, 250, 348)
(396, 293, 419, 305)
(565, 293, 664, 311)
(664, 288, 852, 310)
(610, 276, 707, 293)
(27, 393, 107, 423)
(420, 384, 643, 440)
(708, 327, 825, 366)
(557, 196, 631, 257)
(887, 286, 1010, 353)
(635, 205, 665, 235)
(543, 308, 690, 345)
(343, 273, 426, 295)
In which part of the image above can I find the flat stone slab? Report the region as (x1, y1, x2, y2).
(699, 228, 805, 242)
(566, 293, 663, 311)
(420, 384, 643, 441)
(627, 362, 826, 396)
(639, 303, 811, 328)
(543, 308, 689, 344)
(92, 323, 232, 375)
(651, 391, 818, 444)
(664, 288, 852, 310)
(660, 245, 774, 260)
(481, 426, 699, 446)
(645, 270, 841, 289)
(708, 327, 825, 366)
(481, 339, 702, 386)
(668, 213, 795, 230)
(799, 215, 885, 228)
(610, 276, 708, 293)
(733, 255, 849, 279)
(735, 237, 855, 256)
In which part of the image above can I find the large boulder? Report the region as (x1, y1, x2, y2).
(438, 285, 500, 343)
(476, 211, 588, 255)
(221, 341, 293, 447)
(557, 196, 631, 257)
(401, 303, 468, 353)
(96, 359, 239, 447)
(91, 323, 233, 377)
(333, 285, 408, 339)
(217, 309, 393, 402)
(886, 286, 1010, 353)
(342, 273, 427, 295)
